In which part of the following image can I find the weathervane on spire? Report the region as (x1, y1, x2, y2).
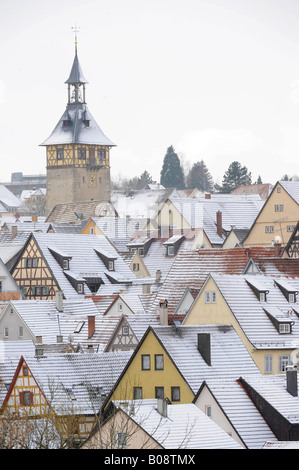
(71, 24, 80, 49)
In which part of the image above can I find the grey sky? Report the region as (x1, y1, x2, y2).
(0, 0, 299, 186)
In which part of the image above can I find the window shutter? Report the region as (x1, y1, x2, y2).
(19, 391, 24, 405)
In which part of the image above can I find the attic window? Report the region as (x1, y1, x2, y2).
(275, 280, 298, 303)
(77, 283, 84, 294)
(246, 279, 269, 302)
(263, 306, 294, 334)
(94, 249, 117, 271)
(74, 321, 85, 333)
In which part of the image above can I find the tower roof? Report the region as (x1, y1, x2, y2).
(40, 103, 115, 147)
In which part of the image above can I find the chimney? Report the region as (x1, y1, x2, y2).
(11, 226, 18, 240)
(36, 335, 43, 344)
(274, 242, 282, 257)
(205, 193, 211, 199)
(159, 299, 168, 326)
(216, 211, 222, 237)
(157, 398, 167, 417)
(88, 315, 95, 338)
(142, 284, 151, 294)
(286, 365, 298, 397)
(55, 291, 63, 312)
(197, 333, 211, 366)
(87, 344, 95, 354)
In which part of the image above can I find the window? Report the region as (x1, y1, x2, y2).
(264, 355, 273, 374)
(20, 391, 33, 406)
(77, 283, 84, 294)
(117, 432, 127, 449)
(133, 387, 143, 399)
(108, 260, 114, 271)
(155, 387, 164, 399)
(19, 326, 23, 338)
(259, 292, 266, 302)
(155, 354, 164, 370)
(171, 386, 180, 402)
(289, 293, 295, 303)
(279, 354, 290, 372)
(205, 291, 216, 304)
(205, 405, 212, 417)
(4, 327, 8, 338)
(62, 259, 69, 270)
(57, 148, 64, 160)
(98, 148, 106, 163)
(33, 258, 38, 267)
(122, 326, 129, 335)
(90, 227, 94, 234)
(141, 354, 150, 370)
(167, 246, 175, 256)
(23, 366, 28, 376)
(275, 204, 284, 212)
(265, 226, 274, 233)
(133, 263, 139, 272)
(287, 225, 296, 232)
(279, 323, 291, 334)
(78, 148, 86, 159)
(277, 187, 281, 193)
(118, 303, 123, 312)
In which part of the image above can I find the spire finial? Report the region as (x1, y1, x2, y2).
(71, 24, 80, 49)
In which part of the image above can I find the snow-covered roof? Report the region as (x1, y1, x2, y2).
(116, 400, 243, 449)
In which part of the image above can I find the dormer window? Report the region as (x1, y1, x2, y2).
(48, 247, 72, 271)
(279, 323, 291, 334)
(77, 283, 84, 294)
(246, 279, 269, 302)
(94, 249, 117, 271)
(275, 280, 298, 303)
(163, 235, 184, 257)
(263, 306, 294, 334)
(108, 260, 114, 271)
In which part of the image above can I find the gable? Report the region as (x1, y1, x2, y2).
(243, 182, 299, 247)
(107, 329, 194, 405)
(11, 235, 59, 300)
(2, 357, 48, 416)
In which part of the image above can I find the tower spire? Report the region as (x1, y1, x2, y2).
(66, 25, 87, 104)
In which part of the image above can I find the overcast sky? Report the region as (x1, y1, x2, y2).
(1, 0, 299, 187)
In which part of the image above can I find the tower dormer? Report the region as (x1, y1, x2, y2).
(41, 29, 116, 216)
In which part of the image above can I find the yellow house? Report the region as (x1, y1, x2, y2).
(183, 272, 299, 375)
(103, 321, 260, 409)
(243, 180, 299, 247)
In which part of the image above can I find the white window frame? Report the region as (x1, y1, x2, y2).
(279, 354, 290, 372)
(264, 354, 273, 374)
(205, 291, 216, 304)
(279, 323, 291, 334)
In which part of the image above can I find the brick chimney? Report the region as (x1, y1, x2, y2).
(88, 315, 95, 338)
(216, 211, 222, 237)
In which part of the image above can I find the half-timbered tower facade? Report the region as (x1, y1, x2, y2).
(41, 38, 115, 216)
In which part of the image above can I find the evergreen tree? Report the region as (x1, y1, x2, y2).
(256, 175, 262, 184)
(216, 161, 252, 193)
(186, 160, 214, 192)
(160, 146, 185, 189)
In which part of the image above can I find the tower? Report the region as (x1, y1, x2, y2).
(41, 30, 115, 215)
